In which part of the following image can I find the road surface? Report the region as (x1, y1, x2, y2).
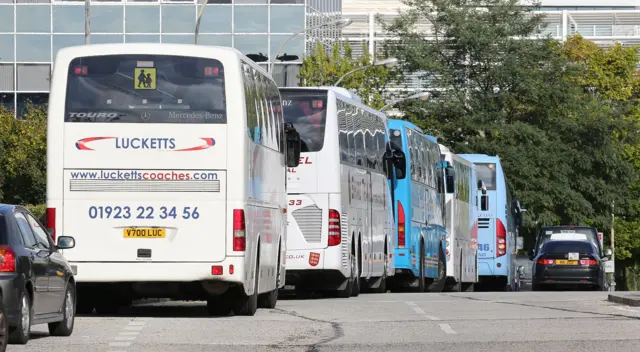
(10, 291, 640, 352)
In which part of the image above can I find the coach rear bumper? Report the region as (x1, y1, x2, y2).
(284, 247, 348, 289)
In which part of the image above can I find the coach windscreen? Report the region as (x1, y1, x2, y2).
(281, 90, 328, 153)
(64, 55, 226, 124)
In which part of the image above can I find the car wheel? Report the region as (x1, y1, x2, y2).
(8, 291, 31, 345)
(0, 298, 8, 352)
(49, 283, 76, 336)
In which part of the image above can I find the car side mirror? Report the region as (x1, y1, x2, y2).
(527, 249, 535, 260)
(57, 236, 75, 250)
(445, 163, 455, 194)
(384, 144, 406, 180)
(603, 248, 613, 257)
(285, 122, 301, 168)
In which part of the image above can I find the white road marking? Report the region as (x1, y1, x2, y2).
(439, 323, 456, 334)
(109, 319, 148, 351)
(405, 301, 441, 320)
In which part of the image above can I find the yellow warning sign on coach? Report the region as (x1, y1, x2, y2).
(134, 67, 156, 90)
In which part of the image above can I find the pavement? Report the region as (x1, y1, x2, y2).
(9, 291, 640, 352)
(608, 291, 640, 306)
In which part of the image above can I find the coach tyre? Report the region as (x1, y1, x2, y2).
(232, 250, 259, 316)
(258, 243, 280, 309)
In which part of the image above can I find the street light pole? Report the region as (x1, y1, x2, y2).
(84, 0, 91, 45)
(333, 58, 399, 87)
(194, 0, 208, 45)
(380, 91, 432, 111)
(269, 18, 353, 74)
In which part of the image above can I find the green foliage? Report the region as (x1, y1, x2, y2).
(0, 104, 48, 205)
(24, 203, 46, 220)
(298, 41, 402, 109)
(384, 0, 639, 236)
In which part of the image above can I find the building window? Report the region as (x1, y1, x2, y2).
(0, 5, 14, 32)
(16, 5, 51, 33)
(16, 35, 51, 62)
(161, 5, 196, 33)
(17, 64, 51, 92)
(235, 35, 268, 59)
(0, 64, 14, 91)
(91, 34, 125, 44)
(196, 34, 232, 46)
(91, 6, 124, 33)
(270, 5, 304, 33)
(233, 5, 268, 33)
(200, 5, 232, 33)
(0, 35, 14, 63)
(17, 93, 48, 119)
(125, 5, 161, 33)
(125, 34, 161, 43)
(0, 93, 14, 112)
(53, 5, 85, 33)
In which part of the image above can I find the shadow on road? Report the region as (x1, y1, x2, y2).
(77, 303, 232, 319)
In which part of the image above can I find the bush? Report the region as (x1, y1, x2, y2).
(24, 203, 46, 220)
(0, 105, 47, 205)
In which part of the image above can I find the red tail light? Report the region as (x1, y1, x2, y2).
(398, 201, 405, 248)
(0, 246, 16, 272)
(46, 207, 56, 242)
(580, 259, 598, 266)
(536, 258, 554, 265)
(496, 218, 506, 258)
(328, 209, 341, 247)
(233, 209, 246, 251)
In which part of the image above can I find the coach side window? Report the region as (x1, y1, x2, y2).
(244, 65, 259, 143)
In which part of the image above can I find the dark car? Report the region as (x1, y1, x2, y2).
(534, 226, 602, 258)
(0, 204, 77, 345)
(529, 240, 612, 291)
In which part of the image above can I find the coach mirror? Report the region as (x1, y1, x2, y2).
(285, 122, 301, 168)
(478, 180, 489, 211)
(445, 162, 455, 194)
(384, 142, 406, 180)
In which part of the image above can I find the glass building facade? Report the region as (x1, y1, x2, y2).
(0, 0, 342, 117)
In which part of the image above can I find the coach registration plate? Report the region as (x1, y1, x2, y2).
(124, 228, 166, 238)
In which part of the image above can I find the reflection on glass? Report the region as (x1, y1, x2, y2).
(162, 35, 193, 44)
(234, 35, 268, 57)
(233, 5, 268, 33)
(197, 35, 232, 46)
(53, 35, 86, 58)
(269, 34, 304, 61)
(91, 35, 125, 44)
(0, 35, 14, 63)
(16, 5, 51, 33)
(0, 93, 14, 112)
(161, 5, 195, 33)
(125, 34, 161, 43)
(0, 6, 14, 32)
(200, 5, 232, 33)
(16, 35, 51, 62)
(91, 6, 125, 33)
(125, 6, 161, 33)
(270, 5, 304, 33)
(17, 93, 49, 119)
(53, 5, 85, 33)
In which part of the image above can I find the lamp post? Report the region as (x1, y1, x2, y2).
(333, 57, 398, 87)
(380, 91, 431, 111)
(194, 0, 209, 45)
(84, 0, 90, 44)
(269, 18, 353, 74)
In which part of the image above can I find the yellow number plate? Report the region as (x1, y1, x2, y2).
(555, 260, 578, 265)
(123, 228, 166, 238)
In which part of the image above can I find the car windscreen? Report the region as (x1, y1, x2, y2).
(281, 90, 327, 152)
(0, 214, 7, 245)
(537, 227, 599, 252)
(541, 240, 598, 255)
(475, 163, 496, 190)
(65, 54, 226, 124)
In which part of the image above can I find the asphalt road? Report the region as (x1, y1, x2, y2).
(9, 291, 640, 352)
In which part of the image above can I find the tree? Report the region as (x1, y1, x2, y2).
(383, 0, 639, 237)
(0, 103, 48, 205)
(298, 41, 402, 109)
